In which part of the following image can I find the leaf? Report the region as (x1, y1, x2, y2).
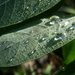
(55, 60, 75, 75)
(0, 15, 75, 67)
(62, 40, 75, 64)
(0, 0, 61, 28)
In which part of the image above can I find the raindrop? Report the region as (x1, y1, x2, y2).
(7, 56, 16, 64)
(10, 55, 16, 62)
(38, 35, 48, 42)
(26, 6, 29, 10)
(49, 16, 62, 25)
(64, 21, 69, 26)
(54, 33, 66, 41)
(70, 22, 75, 30)
(26, 40, 29, 43)
(28, 50, 36, 56)
(10, 59, 13, 62)
(31, 50, 36, 54)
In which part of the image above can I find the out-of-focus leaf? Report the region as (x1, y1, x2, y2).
(0, 0, 61, 28)
(62, 40, 75, 64)
(0, 15, 75, 67)
(44, 62, 53, 75)
(59, 6, 75, 14)
(55, 61, 75, 75)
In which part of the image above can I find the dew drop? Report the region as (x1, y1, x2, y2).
(38, 35, 48, 42)
(31, 50, 36, 54)
(49, 21, 55, 25)
(25, 40, 29, 44)
(26, 6, 29, 10)
(10, 59, 13, 62)
(70, 22, 75, 30)
(28, 50, 36, 56)
(64, 21, 69, 26)
(54, 33, 66, 41)
(42, 37, 47, 41)
(7, 56, 16, 64)
(49, 16, 62, 25)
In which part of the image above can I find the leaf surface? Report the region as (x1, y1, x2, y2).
(0, 15, 75, 67)
(0, 0, 61, 28)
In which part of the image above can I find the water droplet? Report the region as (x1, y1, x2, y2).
(49, 15, 62, 25)
(38, 35, 48, 42)
(42, 37, 47, 41)
(54, 33, 66, 41)
(64, 21, 69, 26)
(49, 21, 55, 25)
(70, 22, 75, 30)
(28, 50, 36, 56)
(10, 59, 13, 62)
(25, 40, 29, 44)
(7, 56, 16, 64)
(31, 50, 36, 54)
(26, 6, 29, 10)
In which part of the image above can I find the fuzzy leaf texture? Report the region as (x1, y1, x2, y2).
(0, 15, 75, 67)
(0, 0, 60, 28)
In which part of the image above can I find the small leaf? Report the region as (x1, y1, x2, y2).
(0, 15, 75, 67)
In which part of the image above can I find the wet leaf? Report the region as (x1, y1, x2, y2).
(0, 15, 75, 67)
(0, 0, 61, 28)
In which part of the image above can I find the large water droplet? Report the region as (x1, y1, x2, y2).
(49, 16, 62, 25)
(54, 33, 66, 41)
(70, 22, 75, 30)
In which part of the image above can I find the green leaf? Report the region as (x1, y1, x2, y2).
(62, 40, 75, 64)
(0, 0, 61, 28)
(55, 61, 75, 75)
(0, 15, 75, 67)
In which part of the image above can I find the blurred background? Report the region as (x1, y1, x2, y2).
(0, 0, 75, 75)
